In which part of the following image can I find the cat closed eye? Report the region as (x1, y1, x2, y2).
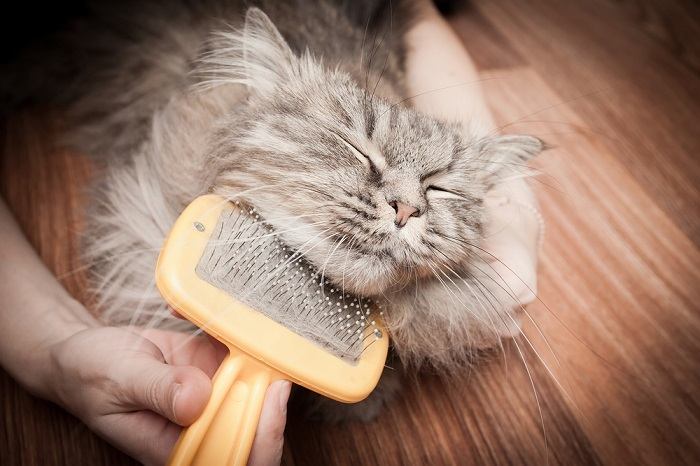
(426, 186, 462, 199)
(332, 132, 378, 172)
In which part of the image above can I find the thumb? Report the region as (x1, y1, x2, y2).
(117, 357, 212, 426)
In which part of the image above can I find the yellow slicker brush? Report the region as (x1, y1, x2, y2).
(156, 195, 388, 466)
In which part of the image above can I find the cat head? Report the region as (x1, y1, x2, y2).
(204, 8, 542, 297)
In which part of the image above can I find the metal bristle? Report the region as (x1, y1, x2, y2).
(195, 203, 381, 363)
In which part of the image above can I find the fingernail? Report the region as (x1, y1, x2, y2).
(276, 380, 292, 414)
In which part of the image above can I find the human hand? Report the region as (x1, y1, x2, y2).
(481, 176, 543, 307)
(44, 326, 291, 466)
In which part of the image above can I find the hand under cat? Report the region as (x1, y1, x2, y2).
(45, 326, 290, 466)
(481, 176, 542, 308)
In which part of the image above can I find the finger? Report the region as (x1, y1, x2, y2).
(116, 357, 212, 426)
(92, 411, 181, 466)
(140, 328, 224, 377)
(248, 380, 291, 466)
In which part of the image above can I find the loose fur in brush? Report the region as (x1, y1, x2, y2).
(20, 0, 541, 396)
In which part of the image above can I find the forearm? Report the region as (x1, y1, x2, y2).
(0, 197, 99, 396)
(404, 0, 494, 135)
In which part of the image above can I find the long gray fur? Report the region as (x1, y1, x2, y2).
(7, 0, 543, 374)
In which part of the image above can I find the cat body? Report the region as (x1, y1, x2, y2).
(23, 0, 541, 417)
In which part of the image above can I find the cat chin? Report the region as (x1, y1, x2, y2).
(305, 244, 436, 297)
(316, 254, 401, 296)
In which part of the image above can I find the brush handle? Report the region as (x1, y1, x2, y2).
(168, 347, 285, 466)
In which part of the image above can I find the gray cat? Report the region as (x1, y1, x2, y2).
(16, 0, 542, 418)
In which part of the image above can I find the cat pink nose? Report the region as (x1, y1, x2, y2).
(389, 200, 420, 228)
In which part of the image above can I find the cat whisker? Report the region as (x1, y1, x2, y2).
(437, 260, 508, 357)
(454, 250, 583, 426)
(124, 276, 158, 330)
(427, 263, 473, 349)
(460, 270, 512, 371)
(259, 227, 338, 286)
(428, 231, 562, 385)
(340, 235, 360, 298)
(445, 255, 550, 453)
(207, 220, 328, 247)
(139, 305, 175, 334)
(163, 326, 206, 360)
(503, 311, 585, 424)
(509, 328, 549, 464)
(438, 234, 562, 367)
(470, 262, 589, 423)
(368, 0, 392, 107)
(438, 234, 561, 367)
(359, 7, 373, 121)
(430, 263, 485, 352)
(220, 181, 334, 202)
(245, 231, 338, 300)
(379, 76, 504, 120)
(319, 235, 347, 295)
(480, 86, 613, 141)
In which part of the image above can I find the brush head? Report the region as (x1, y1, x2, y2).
(156, 195, 388, 402)
(195, 200, 383, 362)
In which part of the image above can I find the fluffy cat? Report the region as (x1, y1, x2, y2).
(15, 0, 542, 417)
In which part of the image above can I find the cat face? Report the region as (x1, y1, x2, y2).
(207, 8, 541, 296)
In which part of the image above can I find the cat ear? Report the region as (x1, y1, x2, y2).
(198, 8, 296, 93)
(477, 134, 543, 180)
(240, 8, 296, 92)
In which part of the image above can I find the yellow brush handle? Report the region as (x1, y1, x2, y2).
(168, 346, 285, 466)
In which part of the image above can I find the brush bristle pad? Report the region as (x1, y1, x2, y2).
(195, 202, 382, 362)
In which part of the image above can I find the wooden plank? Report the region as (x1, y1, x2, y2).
(448, 5, 525, 70)
(480, 66, 700, 465)
(473, 0, 700, 244)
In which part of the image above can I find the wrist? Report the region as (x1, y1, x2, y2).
(17, 297, 99, 401)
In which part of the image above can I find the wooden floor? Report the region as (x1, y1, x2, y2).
(2, 0, 699, 464)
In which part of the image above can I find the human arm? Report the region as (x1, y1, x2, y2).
(0, 197, 290, 466)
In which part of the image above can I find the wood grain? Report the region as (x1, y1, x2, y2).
(1, 1, 699, 465)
